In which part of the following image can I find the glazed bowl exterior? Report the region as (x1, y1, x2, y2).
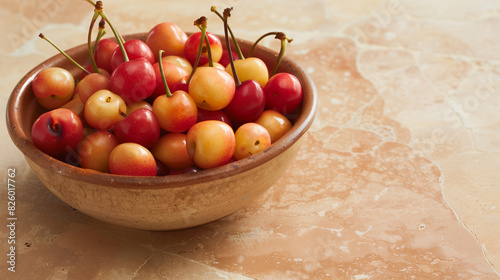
(6, 33, 317, 231)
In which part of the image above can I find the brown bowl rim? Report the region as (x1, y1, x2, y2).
(6, 32, 317, 189)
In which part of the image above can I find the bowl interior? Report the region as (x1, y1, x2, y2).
(6, 32, 317, 189)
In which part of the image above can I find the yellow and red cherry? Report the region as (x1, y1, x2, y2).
(150, 61, 189, 102)
(255, 109, 292, 143)
(84, 89, 127, 130)
(184, 31, 223, 67)
(233, 122, 272, 160)
(197, 108, 232, 127)
(74, 72, 110, 104)
(114, 108, 161, 149)
(151, 133, 195, 171)
(186, 120, 235, 169)
(108, 143, 157, 176)
(152, 50, 198, 133)
(94, 38, 118, 73)
(77, 130, 119, 173)
(145, 22, 188, 59)
(31, 108, 84, 161)
(152, 90, 198, 133)
(109, 39, 155, 71)
(161, 55, 192, 74)
(188, 67, 235, 111)
(32, 67, 75, 109)
(264, 72, 303, 115)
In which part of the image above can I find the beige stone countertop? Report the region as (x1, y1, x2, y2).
(1, 0, 500, 279)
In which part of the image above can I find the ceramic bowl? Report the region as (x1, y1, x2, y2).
(6, 33, 317, 231)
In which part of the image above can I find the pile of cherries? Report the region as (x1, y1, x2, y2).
(30, 2, 303, 176)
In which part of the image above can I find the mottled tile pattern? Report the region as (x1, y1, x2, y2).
(1, 0, 499, 279)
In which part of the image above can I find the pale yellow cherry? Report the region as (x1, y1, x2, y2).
(233, 123, 271, 160)
(188, 67, 235, 111)
(84, 89, 127, 130)
(255, 110, 292, 143)
(225, 57, 269, 88)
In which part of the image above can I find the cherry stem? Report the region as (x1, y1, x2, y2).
(187, 17, 208, 84)
(199, 26, 214, 67)
(248, 31, 292, 76)
(92, 18, 107, 55)
(223, 8, 241, 86)
(211, 6, 244, 60)
(87, 9, 101, 74)
(94, 1, 128, 61)
(39, 33, 91, 75)
(158, 50, 173, 98)
(272, 33, 292, 76)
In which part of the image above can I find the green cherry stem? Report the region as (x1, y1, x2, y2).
(199, 26, 214, 67)
(39, 33, 91, 75)
(223, 8, 241, 86)
(211, 6, 244, 60)
(95, 1, 128, 61)
(87, 6, 101, 73)
(158, 50, 173, 98)
(271, 32, 292, 76)
(248, 31, 292, 76)
(187, 16, 208, 84)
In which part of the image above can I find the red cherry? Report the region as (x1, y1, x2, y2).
(219, 49, 239, 68)
(110, 39, 155, 71)
(94, 38, 118, 73)
(197, 108, 232, 127)
(264, 73, 303, 115)
(31, 108, 84, 161)
(223, 79, 265, 125)
(109, 57, 156, 104)
(152, 90, 198, 133)
(183, 31, 223, 67)
(113, 108, 161, 149)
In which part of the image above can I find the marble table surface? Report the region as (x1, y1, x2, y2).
(1, 0, 500, 279)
